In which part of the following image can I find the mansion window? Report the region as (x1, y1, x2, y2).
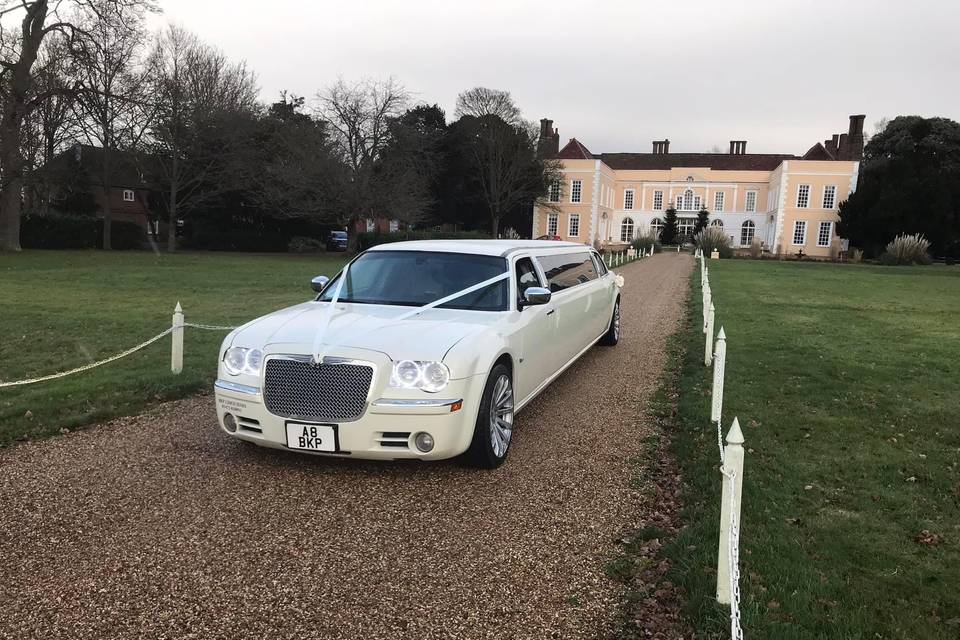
(740, 220, 755, 245)
(714, 191, 724, 212)
(620, 217, 634, 242)
(817, 221, 833, 247)
(680, 189, 700, 211)
(389, 219, 399, 232)
(650, 217, 664, 237)
(547, 213, 559, 236)
(366, 218, 375, 232)
(653, 190, 664, 211)
(624, 189, 634, 210)
(793, 220, 807, 245)
(123, 189, 135, 202)
(571, 180, 582, 203)
(569, 213, 580, 237)
(711, 219, 724, 228)
(822, 185, 836, 209)
(797, 184, 810, 208)
(549, 182, 561, 202)
(744, 191, 757, 212)
(678, 217, 695, 240)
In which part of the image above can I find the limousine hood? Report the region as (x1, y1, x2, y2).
(228, 301, 498, 365)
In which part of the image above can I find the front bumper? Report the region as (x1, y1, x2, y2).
(213, 374, 487, 460)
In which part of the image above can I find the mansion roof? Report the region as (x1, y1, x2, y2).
(549, 114, 866, 170)
(556, 137, 799, 171)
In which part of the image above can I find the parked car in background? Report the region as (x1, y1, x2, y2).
(213, 240, 622, 468)
(326, 230, 348, 251)
(536, 234, 562, 241)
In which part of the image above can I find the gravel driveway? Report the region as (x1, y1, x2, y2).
(0, 253, 693, 640)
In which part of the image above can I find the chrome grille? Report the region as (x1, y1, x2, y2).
(263, 357, 374, 422)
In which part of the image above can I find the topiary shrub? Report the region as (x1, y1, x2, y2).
(880, 233, 932, 265)
(288, 236, 324, 253)
(693, 226, 733, 258)
(749, 237, 763, 259)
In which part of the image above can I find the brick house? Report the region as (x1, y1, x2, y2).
(46, 144, 160, 236)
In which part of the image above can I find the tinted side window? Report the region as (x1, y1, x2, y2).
(592, 252, 608, 275)
(536, 252, 599, 292)
(515, 257, 542, 301)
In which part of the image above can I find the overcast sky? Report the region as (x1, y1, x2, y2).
(151, 0, 959, 155)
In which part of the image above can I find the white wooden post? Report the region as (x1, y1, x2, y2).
(171, 301, 184, 374)
(717, 417, 745, 605)
(649, 243, 654, 256)
(711, 327, 726, 423)
(704, 303, 715, 365)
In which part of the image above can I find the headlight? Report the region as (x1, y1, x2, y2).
(223, 347, 263, 376)
(390, 360, 450, 393)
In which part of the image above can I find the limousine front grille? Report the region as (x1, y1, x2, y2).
(263, 357, 374, 422)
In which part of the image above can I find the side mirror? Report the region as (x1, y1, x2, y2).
(311, 275, 330, 293)
(519, 286, 551, 309)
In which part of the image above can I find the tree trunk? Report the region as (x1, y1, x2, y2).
(101, 123, 113, 250)
(490, 210, 500, 238)
(0, 171, 23, 251)
(0, 1, 49, 251)
(167, 165, 178, 252)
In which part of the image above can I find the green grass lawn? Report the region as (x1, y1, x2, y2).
(665, 260, 960, 639)
(0, 250, 348, 445)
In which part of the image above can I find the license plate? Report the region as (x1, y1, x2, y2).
(285, 423, 337, 452)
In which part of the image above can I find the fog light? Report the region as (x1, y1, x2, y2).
(414, 432, 434, 453)
(223, 413, 237, 433)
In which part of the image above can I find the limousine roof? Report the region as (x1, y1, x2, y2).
(366, 239, 590, 257)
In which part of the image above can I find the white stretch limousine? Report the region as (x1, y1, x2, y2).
(214, 240, 622, 468)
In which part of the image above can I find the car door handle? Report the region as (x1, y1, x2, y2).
(546, 309, 555, 316)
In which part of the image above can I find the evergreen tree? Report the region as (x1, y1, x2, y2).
(695, 207, 709, 233)
(661, 206, 678, 244)
(838, 115, 960, 258)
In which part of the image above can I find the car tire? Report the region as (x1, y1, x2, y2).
(466, 363, 514, 469)
(599, 297, 621, 346)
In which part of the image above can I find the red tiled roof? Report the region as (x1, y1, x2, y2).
(596, 152, 798, 171)
(556, 138, 595, 160)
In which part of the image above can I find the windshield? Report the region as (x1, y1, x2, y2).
(319, 251, 509, 311)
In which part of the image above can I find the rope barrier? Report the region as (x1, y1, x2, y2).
(0, 328, 174, 388)
(0, 322, 238, 389)
(183, 322, 239, 331)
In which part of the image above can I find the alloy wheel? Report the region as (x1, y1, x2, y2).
(488, 374, 514, 458)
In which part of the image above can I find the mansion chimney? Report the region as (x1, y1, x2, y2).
(728, 140, 747, 154)
(847, 114, 865, 160)
(537, 118, 560, 157)
(652, 139, 670, 154)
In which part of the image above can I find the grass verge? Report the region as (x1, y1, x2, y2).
(0, 250, 348, 445)
(660, 260, 960, 639)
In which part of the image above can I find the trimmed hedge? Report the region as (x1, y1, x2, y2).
(356, 230, 492, 251)
(20, 213, 143, 250)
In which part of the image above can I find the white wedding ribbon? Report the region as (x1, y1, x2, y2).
(311, 267, 511, 363)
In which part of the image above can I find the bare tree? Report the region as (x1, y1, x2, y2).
(454, 87, 522, 125)
(452, 88, 562, 236)
(72, 0, 153, 249)
(316, 77, 419, 230)
(146, 24, 259, 251)
(455, 114, 563, 237)
(0, 0, 156, 251)
(24, 36, 81, 214)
